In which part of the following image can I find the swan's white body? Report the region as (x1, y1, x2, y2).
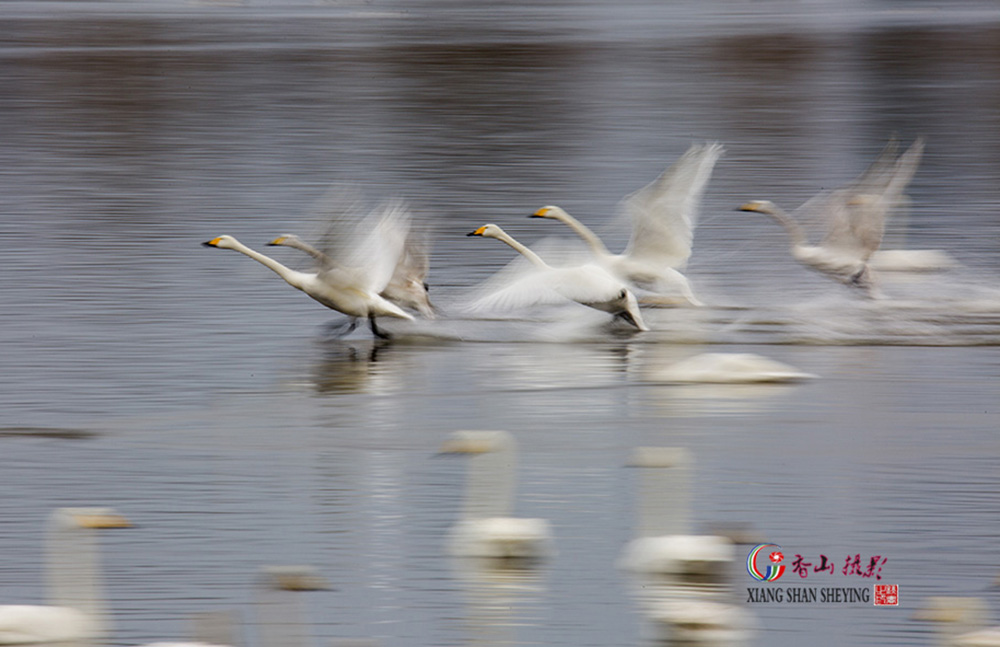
(466, 224, 649, 331)
(915, 597, 1000, 647)
(440, 431, 554, 562)
(204, 235, 413, 337)
(619, 448, 752, 644)
(268, 231, 435, 318)
(868, 248, 957, 272)
(646, 352, 816, 384)
(740, 138, 925, 297)
(532, 142, 723, 306)
(0, 508, 130, 647)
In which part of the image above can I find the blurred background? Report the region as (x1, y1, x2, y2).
(2, 0, 1000, 645)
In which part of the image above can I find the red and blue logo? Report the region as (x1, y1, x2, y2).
(747, 543, 786, 581)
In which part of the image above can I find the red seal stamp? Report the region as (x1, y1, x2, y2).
(873, 584, 898, 606)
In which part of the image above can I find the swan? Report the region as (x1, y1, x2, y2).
(619, 448, 754, 645)
(739, 138, 925, 297)
(254, 566, 328, 647)
(267, 232, 434, 318)
(466, 224, 649, 331)
(202, 235, 413, 339)
(646, 352, 816, 384)
(618, 448, 733, 582)
(530, 142, 724, 306)
(439, 430, 554, 563)
(0, 508, 130, 647)
(914, 597, 1000, 647)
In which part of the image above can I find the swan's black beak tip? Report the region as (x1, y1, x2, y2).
(466, 231, 478, 237)
(202, 241, 216, 248)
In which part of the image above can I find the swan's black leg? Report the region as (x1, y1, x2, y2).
(325, 317, 358, 338)
(369, 315, 392, 340)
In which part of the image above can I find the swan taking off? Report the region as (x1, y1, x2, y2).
(439, 430, 554, 564)
(739, 138, 924, 297)
(466, 224, 649, 331)
(267, 203, 435, 318)
(0, 508, 130, 647)
(205, 196, 416, 338)
(531, 142, 723, 306)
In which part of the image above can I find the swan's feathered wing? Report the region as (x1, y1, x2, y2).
(622, 142, 724, 269)
(314, 197, 410, 295)
(821, 138, 924, 260)
(469, 260, 627, 314)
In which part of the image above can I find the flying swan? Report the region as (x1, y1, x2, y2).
(466, 224, 649, 331)
(531, 142, 724, 306)
(203, 203, 415, 338)
(267, 228, 435, 318)
(738, 138, 924, 297)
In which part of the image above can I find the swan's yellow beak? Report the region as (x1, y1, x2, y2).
(73, 510, 132, 529)
(530, 207, 551, 218)
(203, 237, 223, 247)
(467, 226, 488, 237)
(439, 437, 492, 454)
(267, 236, 287, 246)
(737, 202, 763, 213)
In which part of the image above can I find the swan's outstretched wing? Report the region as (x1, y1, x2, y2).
(622, 142, 723, 270)
(311, 191, 410, 294)
(467, 261, 567, 313)
(822, 138, 924, 258)
(469, 261, 626, 314)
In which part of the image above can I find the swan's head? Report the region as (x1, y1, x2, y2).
(530, 205, 568, 220)
(49, 507, 132, 530)
(267, 234, 303, 247)
(737, 200, 778, 215)
(439, 430, 513, 455)
(467, 224, 504, 239)
(202, 235, 239, 250)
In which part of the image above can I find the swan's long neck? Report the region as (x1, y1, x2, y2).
(551, 209, 611, 256)
(491, 230, 550, 269)
(463, 440, 516, 520)
(634, 447, 692, 538)
(46, 520, 108, 646)
(762, 204, 809, 249)
(231, 240, 305, 288)
(283, 237, 328, 263)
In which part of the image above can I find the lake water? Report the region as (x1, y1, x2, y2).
(2, 1, 1000, 646)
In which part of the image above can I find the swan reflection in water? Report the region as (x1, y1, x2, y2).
(439, 430, 554, 566)
(619, 448, 755, 646)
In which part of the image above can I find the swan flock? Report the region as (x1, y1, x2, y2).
(204, 138, 944, 336)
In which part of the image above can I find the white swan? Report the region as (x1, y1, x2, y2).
(915, 597, 1000, 647)
(0, 508, 130, 647)
(646, 352, 816, 384)
(203, 235, 413, 339)
(619, 448, 754, 645)
(254, 566, 328, 647)
(618, 448, 733, 581)
(739, 138, 924, 297)
(440, 431, 554, 563)
(466, 224, 649, 331)
(531, 142, 723, 306)
(268, 227, 435, 318)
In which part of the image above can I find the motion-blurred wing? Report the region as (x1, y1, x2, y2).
(623, 142, 723, 270)
(822, 138, 923, 258)
(467, 262, 569, 313)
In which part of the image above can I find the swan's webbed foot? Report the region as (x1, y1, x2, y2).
(369, 315, 393, 340)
